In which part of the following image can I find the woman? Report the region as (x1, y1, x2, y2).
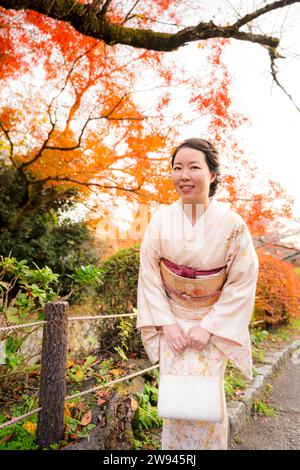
(136, 138, 259, 450)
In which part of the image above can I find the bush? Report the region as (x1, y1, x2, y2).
(252, 251, 300, 327)
(96, 243, 143, 357)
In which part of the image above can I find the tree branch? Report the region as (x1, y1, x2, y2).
(231, 0, 300, 29)
(0, 120, 14, 159)
(1, 0, 298, 51)
(267, 46, 300, 113)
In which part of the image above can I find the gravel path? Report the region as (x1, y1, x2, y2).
(228, 352, 300, 450)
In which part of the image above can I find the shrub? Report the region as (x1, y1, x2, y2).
(252, 251, 300, 327)
(96, 243, 143, 357)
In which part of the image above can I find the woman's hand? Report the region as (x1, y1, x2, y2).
(162, 323, 187, 355)
(186, 325, 212, 350)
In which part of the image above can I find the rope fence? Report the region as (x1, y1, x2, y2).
(0, 321, 47, 333)
(0, 363, 159, 431)
(0, 313, 137, 333)
(0, 303, 156, 448)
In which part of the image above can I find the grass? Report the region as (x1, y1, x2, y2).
(252, 399, 278, 417)
(252, 345, 266, 364)
(132, 375, 162, 450)
(273, 316, 300, 337)
(224, 363, 248, 399)
(0, 412, 38, 450)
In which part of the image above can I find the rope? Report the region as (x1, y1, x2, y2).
(68, 313, 137, 321)
(65, 363, 159, 401)
(0, 363, 159, 431)
(0, 313, 137, 333)
(0, 321, 46, 333)
(0, 407, 42, 430)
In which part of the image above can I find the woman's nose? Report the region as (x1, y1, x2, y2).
(181, 169, 191, 179)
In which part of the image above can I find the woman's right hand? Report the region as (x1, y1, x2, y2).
(162, 323, 187, 354)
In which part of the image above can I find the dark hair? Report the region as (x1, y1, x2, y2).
(170, 138, 221, 197)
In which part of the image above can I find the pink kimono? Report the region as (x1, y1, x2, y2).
(136, 197, 259, 450)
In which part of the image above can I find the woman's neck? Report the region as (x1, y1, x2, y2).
(181, 198, 211, 225)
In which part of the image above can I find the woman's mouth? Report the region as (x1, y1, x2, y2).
(180, 185, 195, 193)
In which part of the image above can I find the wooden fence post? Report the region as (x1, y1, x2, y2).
(37, 301, 68, 449)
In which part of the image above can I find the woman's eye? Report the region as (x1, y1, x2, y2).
(173, 167, 200, 170)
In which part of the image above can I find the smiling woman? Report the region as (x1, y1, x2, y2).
(136, 137, 259, 450)
(171, 139, 221, 224)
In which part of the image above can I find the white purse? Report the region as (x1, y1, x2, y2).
(157, 349, 225, 423)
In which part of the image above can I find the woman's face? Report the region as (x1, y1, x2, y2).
(171, 147, 215, 204)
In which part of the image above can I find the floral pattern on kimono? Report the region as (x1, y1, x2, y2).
(136, 197, 259, 450)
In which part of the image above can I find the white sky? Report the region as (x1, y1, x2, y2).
(167, 1, 300, 220)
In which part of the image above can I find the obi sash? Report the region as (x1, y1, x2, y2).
(160, 258, 227, 308)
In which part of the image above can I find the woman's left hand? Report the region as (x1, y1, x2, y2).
(186, 326, 212, 350)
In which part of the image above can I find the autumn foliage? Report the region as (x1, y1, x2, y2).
(0, 4, 294, 241)
(253, 251, 300, 326)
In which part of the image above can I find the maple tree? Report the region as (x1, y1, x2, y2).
(0, 2, 295, 242)
(1, 0, 299, 108)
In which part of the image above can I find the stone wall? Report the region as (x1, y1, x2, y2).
(20, 317, 100, 364)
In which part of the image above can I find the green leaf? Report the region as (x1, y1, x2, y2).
(5, 307, 20, 324)
(83, 355, 97, 368)
(67, 265, 103, 287)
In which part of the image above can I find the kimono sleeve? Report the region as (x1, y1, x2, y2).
(136, 210, 177, 330)
(199, 217, 259, 348)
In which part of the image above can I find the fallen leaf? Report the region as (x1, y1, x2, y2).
(0, 433, 14, 446)
(22, 421, 37, 435)
(117, 362, 127, 367)
(97, 399, 107, 406)
(109, 368, 123, 376)
(66, 360, 76, 368)
(29, 371, 40, 377)
(90, 359, 101, 367)
(94, 373, 105, 380)
(130, 397, 139, 412)
(80, 409, 92, 426)
(128, 353, 137, 359)
(77, 401, 86, 411)
(234, 389, 245, 396)
(96, 390, 110, 400)
(66, 402, 76, 408)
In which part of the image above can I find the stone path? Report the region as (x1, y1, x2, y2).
(228, 350, 300, 450)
